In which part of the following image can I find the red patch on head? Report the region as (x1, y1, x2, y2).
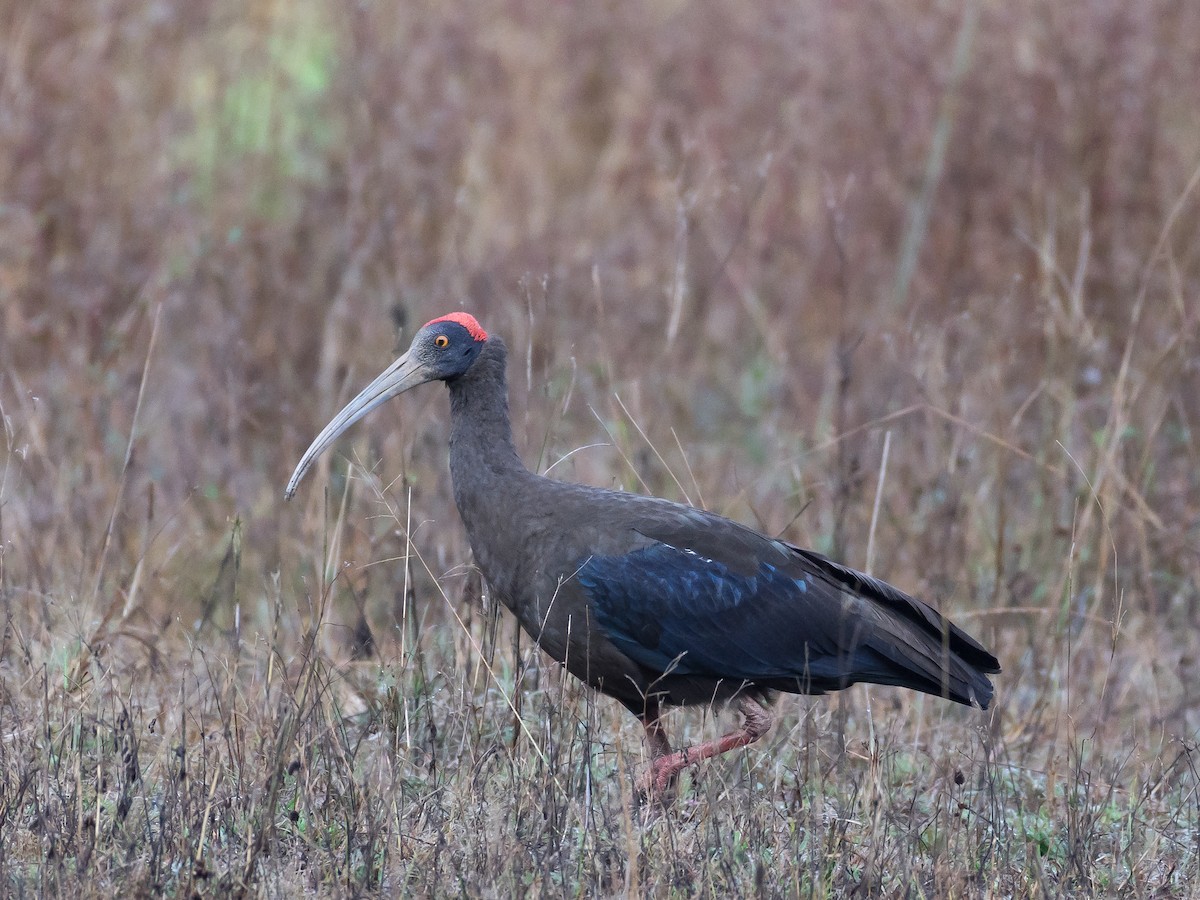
(423, 312, 488, 342)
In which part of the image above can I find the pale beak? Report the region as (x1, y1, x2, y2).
(285, 350, 435, 500)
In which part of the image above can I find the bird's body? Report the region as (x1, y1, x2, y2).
(287, 313, 1000, 799)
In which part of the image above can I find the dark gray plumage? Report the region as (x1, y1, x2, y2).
(287, 312, 1000, 799)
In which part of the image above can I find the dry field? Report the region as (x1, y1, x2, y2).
(2, 1, 1200, 896)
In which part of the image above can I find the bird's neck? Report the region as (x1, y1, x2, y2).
(445, 337, 529, 495)
(444, 339, 536, 596)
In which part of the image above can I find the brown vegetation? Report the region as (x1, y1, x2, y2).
(2, 0, 1199, 895)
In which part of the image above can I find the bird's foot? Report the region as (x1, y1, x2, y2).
(634, 757, 682, 809)
(633, 696, 774, 810)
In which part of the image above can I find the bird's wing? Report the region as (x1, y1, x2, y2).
(576, 512, 998, 706)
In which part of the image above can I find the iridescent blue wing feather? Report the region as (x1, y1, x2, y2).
(577, 519, 997, 708)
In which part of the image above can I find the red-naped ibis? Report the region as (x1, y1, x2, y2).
(286, 312, 1000, 799)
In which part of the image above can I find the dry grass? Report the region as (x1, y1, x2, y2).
(2, 0, 1200, 895)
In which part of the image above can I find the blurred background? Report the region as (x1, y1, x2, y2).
(4, 0, 1198, 663)
(2, 0, 1200, 891)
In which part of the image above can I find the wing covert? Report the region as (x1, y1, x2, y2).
(578, 543, 849, 682)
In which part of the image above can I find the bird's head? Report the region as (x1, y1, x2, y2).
(404, 312, 490, 381)
(284, 312, 488, 499)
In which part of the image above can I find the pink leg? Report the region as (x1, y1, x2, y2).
(636, 696, 774, 801)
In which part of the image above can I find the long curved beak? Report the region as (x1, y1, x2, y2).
(285, 350, 434, 500)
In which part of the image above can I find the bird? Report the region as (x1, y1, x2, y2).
(286, 312, 1000, 800)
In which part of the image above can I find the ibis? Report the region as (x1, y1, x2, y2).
(286, 312, 1000, 799)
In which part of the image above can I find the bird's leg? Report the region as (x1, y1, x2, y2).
(637, 696, 774, 799)
(634, 712, 677, 805)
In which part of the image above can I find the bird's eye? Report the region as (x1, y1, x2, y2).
(434, 334, 449, 348)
